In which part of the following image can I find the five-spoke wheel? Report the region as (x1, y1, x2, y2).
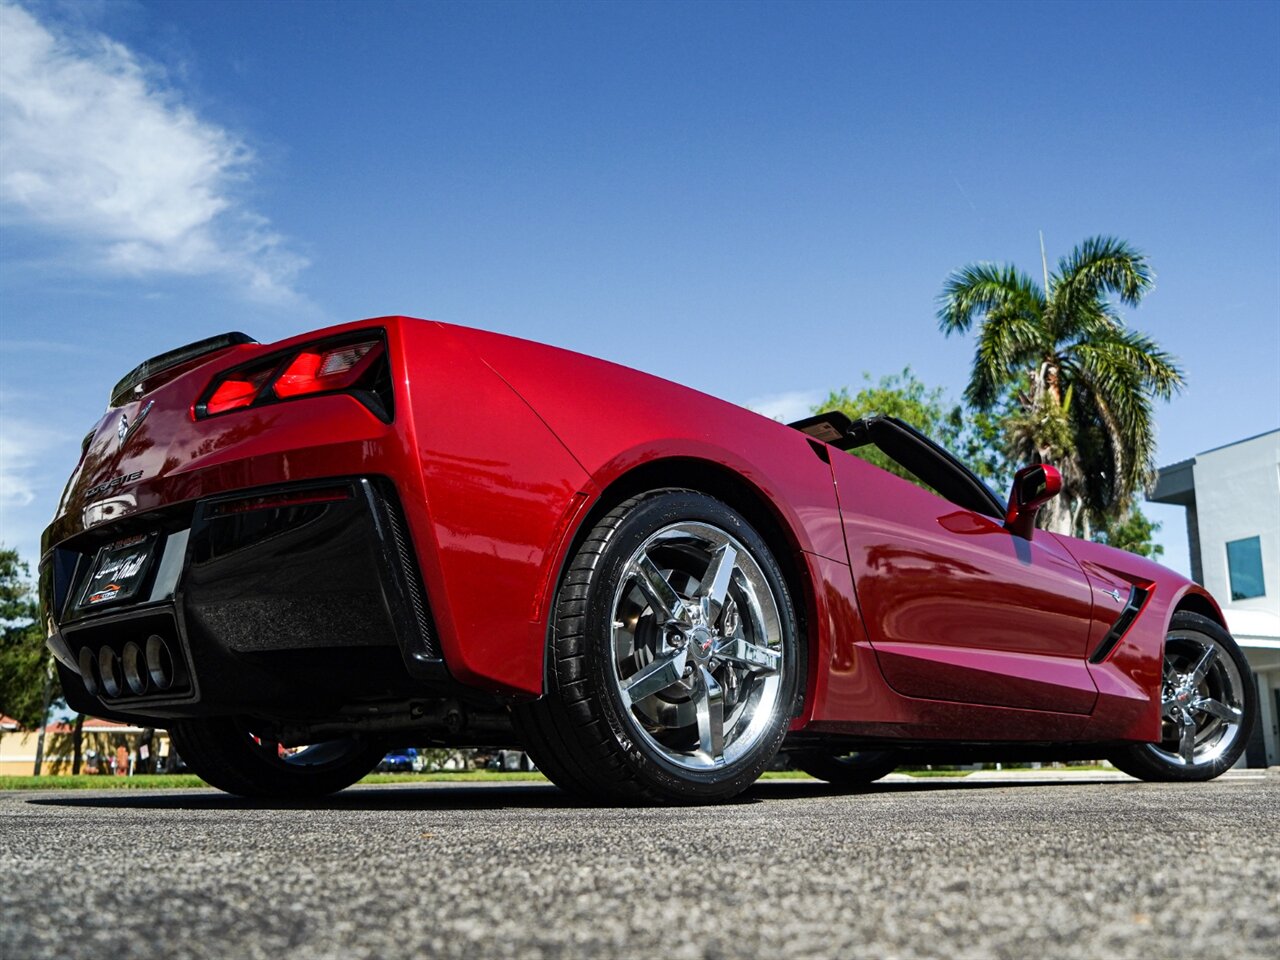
(1156, 632, 1247, 767)
(1112, 610, 1256, 781)
(513, 490, 801, 804)
(610, 520, 785, 770)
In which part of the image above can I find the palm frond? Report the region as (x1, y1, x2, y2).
(967, 312, 1041, 409)
(1071, 299, 1122, 340)
(1064, 346, 1161, 499)
(1053, 236, 1154, 319)
(936, 263, 1045, 336)
(1068, 326, 1186, 400)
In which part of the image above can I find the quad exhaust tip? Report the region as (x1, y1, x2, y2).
(122, 641, 148, 696)
(78, 635, 180, 700)
(145, 634, 177, 691)
(78, 646, 100, 697)
(97, 646, 122, 699)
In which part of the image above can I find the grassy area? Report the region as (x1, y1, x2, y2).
(0, 774, 209, 790)
(0, 770, 810, 790)
(358, 771, 547, 784)
(0, 764, 1115, 791)
(363, 771, 824, 783)
(0, 771, 554, 790)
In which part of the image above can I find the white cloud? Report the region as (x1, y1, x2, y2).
(0, 386, 79, 564)
(743, 389, 822, 424)
(0, 407, 68, 563)
(0, 402, 66, 503)
(0, 1, 306, 301)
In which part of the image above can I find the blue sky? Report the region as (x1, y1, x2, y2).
(1, 0, 1277, 575)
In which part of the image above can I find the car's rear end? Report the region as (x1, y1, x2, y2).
(39, 318, 449, 738)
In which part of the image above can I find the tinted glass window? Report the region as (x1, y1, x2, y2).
(1226, 536, 1265, 600)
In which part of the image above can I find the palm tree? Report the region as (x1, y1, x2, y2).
(937, 236, 1185, 536)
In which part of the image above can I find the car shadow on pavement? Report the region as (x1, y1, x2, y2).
(20, 775, 1122, 812)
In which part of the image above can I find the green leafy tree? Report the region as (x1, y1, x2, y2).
(1094, 507, 1165, 560)
(815, 367, 1010, 488)
(0, 548, 57, 728)
(937, 236, 1185, 535)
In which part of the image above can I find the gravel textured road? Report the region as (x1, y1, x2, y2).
(2, 771, 1277, 960)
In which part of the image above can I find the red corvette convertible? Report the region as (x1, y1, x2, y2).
(40, 317, 1257, 802)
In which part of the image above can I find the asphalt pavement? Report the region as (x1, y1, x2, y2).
(2, 771, 1277, 960)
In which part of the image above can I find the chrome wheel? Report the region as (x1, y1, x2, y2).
(1150, 630, 1247, 767)
(609, 520, 785, 771)
(513, 490, 800, 803)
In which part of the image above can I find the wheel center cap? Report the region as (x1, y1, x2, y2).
(687, 626, 713, 664)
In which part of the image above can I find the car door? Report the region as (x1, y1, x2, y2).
(828, 420, 1099, 714)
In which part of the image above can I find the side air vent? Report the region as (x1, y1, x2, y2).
(367, 480, 440, 667)
(1089, 585, 1151, 664)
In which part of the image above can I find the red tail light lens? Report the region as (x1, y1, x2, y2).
(195, 332, 392, 421)
(205, 368, 274, 415)
(273, 341, 381, 399)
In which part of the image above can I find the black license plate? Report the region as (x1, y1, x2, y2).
(77, 533, 159, 610)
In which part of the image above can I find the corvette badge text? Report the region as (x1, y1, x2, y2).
(85, 470, 143, 499)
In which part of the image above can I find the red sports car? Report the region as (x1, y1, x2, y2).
(40, 317, 1257, 802)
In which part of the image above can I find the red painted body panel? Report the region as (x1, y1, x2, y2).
(446, 323, 858, 703)
(1056, 535, 1224, 743)
(392, 322, 590, 693)
(47, 318, 591, 696)
(828, 451, 1099, 716)
(51, 319, 409, 543)
(44, 316, 1224, 748)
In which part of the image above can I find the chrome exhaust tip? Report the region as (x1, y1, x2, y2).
(145, 634, 176, 691)
(98, 646, 123, 699)
(78, 646, 101, 697)
(122, 641, 149, 696)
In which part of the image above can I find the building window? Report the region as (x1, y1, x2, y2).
(1226, 536, 1265, 600)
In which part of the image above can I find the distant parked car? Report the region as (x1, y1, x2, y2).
(376, 748, 420, 774)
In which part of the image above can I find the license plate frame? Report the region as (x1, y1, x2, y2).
(76, 532, 160, 611)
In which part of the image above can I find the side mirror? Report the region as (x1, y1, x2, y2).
(1004, 463, 1063, 540)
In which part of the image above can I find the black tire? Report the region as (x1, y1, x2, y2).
(1110, 611, 1257, 782)
(513, 490, 803, 804)
(169, 717, 385, 798)
(791, 749, 900, 786)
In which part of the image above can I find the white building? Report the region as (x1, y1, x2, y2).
(1150, 429, 1280, 767)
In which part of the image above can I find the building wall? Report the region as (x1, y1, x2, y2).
(0, 728, 170, 776)
(1189, 431, 1280, 768)
(1191, 431, 1280, 612)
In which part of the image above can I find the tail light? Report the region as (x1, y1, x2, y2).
(196, 332, 393, 422)
(273, 341, 381, 398)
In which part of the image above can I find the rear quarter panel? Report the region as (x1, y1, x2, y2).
(444, 323, 860, 714)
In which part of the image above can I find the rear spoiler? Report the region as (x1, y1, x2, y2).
(109, 332, 257, 407)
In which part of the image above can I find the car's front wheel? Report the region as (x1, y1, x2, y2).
(514, 490, 802, 804)
(170, 717, 385, 798)
(1110, 611, 1257, 782)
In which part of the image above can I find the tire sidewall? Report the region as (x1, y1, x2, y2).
(1118, 611, 1258, 782)
(791, 749, 900, 786)
(172, 716, 385, 798)
(570, 491, 801, 801)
